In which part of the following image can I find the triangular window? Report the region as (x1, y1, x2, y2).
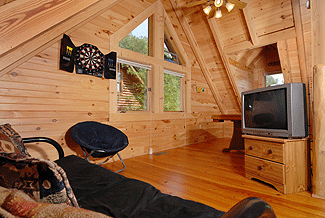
(119, 18, 149, 55)
(164, 32, 182, 65)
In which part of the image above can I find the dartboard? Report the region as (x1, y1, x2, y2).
(75, 43, 104, 77)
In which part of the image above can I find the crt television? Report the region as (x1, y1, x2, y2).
(241, 82, 308, 139)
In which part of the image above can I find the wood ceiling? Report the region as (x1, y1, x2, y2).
(163, 0, 310, 114)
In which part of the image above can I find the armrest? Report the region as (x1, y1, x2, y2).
(22, 137, 64, 159)
(222, 197, 277, 218)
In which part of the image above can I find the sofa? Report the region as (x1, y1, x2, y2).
(0, 124, 277, 218)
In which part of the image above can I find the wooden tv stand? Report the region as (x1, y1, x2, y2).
(243, 135, 308, 194)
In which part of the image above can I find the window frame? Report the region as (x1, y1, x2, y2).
(117, 59, 152, 112)
(108, 3, 191, 122)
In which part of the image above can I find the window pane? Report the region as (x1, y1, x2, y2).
(117, 63, 148, 111)
(119, 19, 148, 55)
(164, 43, 179, 64)
(266, 73, 284, 87)
(164, 73, 181, 111)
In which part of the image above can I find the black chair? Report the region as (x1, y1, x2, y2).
(70, 121, 129, 173)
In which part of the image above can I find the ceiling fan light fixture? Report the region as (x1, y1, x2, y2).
(215, 7, 222, 18)
(225, 1, 235, 12)
(214, 0, 223, 7)
(203, 5, 212, 15)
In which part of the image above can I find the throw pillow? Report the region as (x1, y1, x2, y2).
(0, 152, 79, 207)
(0, 187, 112, 218)
(0, 124, 30, 156)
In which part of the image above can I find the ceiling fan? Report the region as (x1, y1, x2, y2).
(186, 0, 247, 18)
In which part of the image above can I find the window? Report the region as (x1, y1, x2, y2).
(119, 19, 149, 55)
(164, 69, 183, 111)
(164, 43, 179, 64)
(265, 72, 284, 87)
(109, 8, 191, 119)
(117, 59, 151, 112)
(164, 33, 181, 65)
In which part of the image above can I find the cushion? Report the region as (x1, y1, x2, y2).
(0, 152, 78, 207)
(0, 186, 112, 218)
(0, 123, 30, 156)
(70, 121, 129, 157)
(0, 123, 78, 207)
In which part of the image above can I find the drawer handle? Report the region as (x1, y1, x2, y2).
(257, 166, 263, 171)
(248, 146, 253, 150)
(267, 149, 273, 154)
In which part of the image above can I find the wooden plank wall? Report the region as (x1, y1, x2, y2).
(311, 0, 325, 199)
(183, 6, 241, 114)
(0, 0, 228, 161)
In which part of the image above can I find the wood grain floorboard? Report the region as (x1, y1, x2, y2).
(104, 138, 325, 218)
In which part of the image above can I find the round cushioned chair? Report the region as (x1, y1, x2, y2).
(70, 121, 129, 173)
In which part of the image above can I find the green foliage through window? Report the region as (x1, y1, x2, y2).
(119, 19, 149, 55)
(265, 73, 284, 87)
(164, 73, 182, 111)
(119, 34, 148, 55)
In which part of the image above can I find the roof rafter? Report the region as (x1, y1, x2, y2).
(0, 0, 120, 78)
(169, 0, 227, 114)
(208, 18, 241, 107)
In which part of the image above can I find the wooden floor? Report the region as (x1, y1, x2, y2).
(105, 138, 325, 218)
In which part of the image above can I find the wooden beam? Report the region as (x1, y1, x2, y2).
(242, 0, 259, 45)
(0, 0, 98, 56)
(258, 27, 297, 47)
(208, 18, 241, 107)
(292, 0, 308, 86)
(224, 41, 254, 55)
(277, 40, 292, 83)
(224, 27, 296, 55)
(168, 0, 226, 114)
(312, 0, 325, 199)
(151, 1, 165, 113)
(0, 0, 120, 78)
(245, 47, 263, 67)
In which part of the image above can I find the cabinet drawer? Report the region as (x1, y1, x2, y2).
(245, 155, 284, 185)
(245, 139, 284, 163)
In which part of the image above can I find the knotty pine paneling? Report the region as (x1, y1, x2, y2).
(0, 0, 230, 162)
(249, 0, 294, 37)
(230, 65, 254, 94)
(216, 8, 250, 47)
(184, 8, 240, 114)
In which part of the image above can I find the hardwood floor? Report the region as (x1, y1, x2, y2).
(105, 138, 325, 218)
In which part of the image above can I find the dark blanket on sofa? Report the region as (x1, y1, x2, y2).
(56, 155, 225, 218)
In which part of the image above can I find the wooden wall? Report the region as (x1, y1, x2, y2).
(0, 0, 314, 167)
(0, 0, 228, 161)
(311, 0, 325, 199)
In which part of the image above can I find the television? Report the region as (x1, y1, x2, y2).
(241, 82, 308, 139)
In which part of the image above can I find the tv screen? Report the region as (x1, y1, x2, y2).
(242, 83, 308, 139)
(244, 88, 287, 130)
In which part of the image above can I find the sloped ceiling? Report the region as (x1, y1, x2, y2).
(163, 0, 309, 114)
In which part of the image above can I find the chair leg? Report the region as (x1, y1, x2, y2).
(82, 148, 94, 162)
(81, 148, 125, 173)
(114, 152, 126, 173)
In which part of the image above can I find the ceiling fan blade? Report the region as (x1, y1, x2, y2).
(228, 0, 247, 9)
(207, 5, 216, 19)
(186, 0, 209, 8)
